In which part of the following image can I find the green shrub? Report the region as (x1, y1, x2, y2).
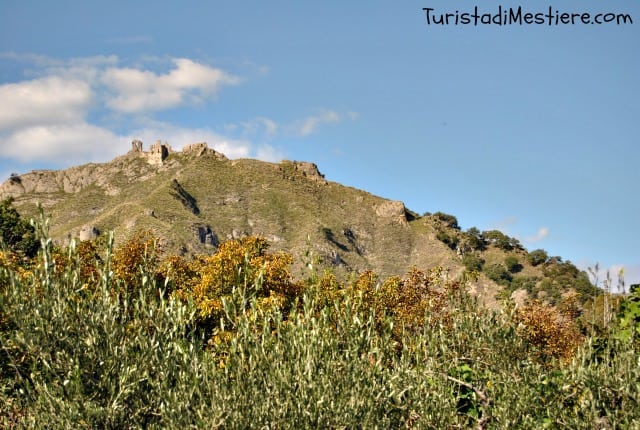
(527, 248, 549, 266)
(433, 211, 460, 229)
(504, 255, 522, 273)
(463, 253, 485, 272)
(0, 198, 38, 258)
(484, 263, 512, 285)
(1, 221, 639, 428)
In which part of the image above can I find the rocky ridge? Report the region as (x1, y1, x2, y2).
(2, 139, 501, 305)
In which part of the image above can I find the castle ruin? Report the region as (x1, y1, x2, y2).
(129, 140, 227, 165)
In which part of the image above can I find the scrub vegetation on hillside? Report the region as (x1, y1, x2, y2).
(1, 206, 638, 428)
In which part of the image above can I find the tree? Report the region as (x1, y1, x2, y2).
(504, 256, 522, 273)
(464, 227, 485, 251)
(436, 229, 458, 250)
(484, 263, 512, 285)
(0, 198, 39, 258)
(527, 249, 548, 266)
(481, 230, 513, 251)
(433, 212, 460, 230)
(462, 254, 484, 272)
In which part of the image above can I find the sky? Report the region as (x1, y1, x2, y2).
(0, 0, 638, 288)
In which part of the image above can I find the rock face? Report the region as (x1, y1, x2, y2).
(79, 225, 100, 241)
(183, 142, 227, 160)
(0, 166, 101, 199)
(0, 140, 224, 201)
(374, 200, 408, 224)
(292, 162, 326, 182)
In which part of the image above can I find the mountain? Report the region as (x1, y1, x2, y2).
(0, 140, 598, 306)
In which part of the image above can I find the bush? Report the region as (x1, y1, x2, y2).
(433, 211, 460, 230)
(484, 263, 512, 285)
(482, 230, 521, 251)
(436, 229, 459, 250)
(463, 227, 485, 251)
(462, 253, 484, 272)
(112, 230, 161, 294)
(514, 300, 583, 364)
(174, 236, 302, 341)
(504, 255, 522, 273)
(527, 249, 549, 266)
(0, 198, 39, 258)
(2, 223, 639, 428)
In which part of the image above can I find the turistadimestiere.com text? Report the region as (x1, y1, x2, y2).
(423, 6, 633, 26)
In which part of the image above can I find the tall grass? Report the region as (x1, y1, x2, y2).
(1, 223, 638, 428)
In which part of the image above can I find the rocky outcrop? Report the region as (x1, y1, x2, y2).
(292, 161, 326, 183)
(374, 200, 408, 224)
(1, 166, 100, 199)
(182, 142, 227, 160)
(79, 225, 100, 241)
(0, 140, 230, 201)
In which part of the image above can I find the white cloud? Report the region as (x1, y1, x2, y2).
(254, 144, 285, 162)
(50, 55, 119, 82)
(625, 265, 640, 289)
(0, 55, 252, 165)
(525, 227, 549, 243)
(0, 76, 92, 129)
(293, 109, 341, 136)
(288, 109, 358, 137)
(102, 58, 239, 113)
(0, 123, 126, 163)
(0, 55, 305, 166)
(239, 117, 278, 137)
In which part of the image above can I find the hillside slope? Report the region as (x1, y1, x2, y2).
(1, 140, 597, 306)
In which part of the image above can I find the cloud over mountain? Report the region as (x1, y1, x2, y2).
(102, 58, 239, 113)
(0, 54, 355, 167)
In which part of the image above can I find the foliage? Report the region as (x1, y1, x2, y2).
(504, 255, 522, 273)
(463, 227, 485, 251)
(482, 230, 522, 251)
(541, 260, 600, 303)
(173, 236, 302, 341)
(432, 211, 460, 230)
(1, 224, 639, 428)
(348, 266, 461, 340)
(0, 198, 39, 258)
(111, 230, 161, 295)
(509, 275, 539, 295)
(484, 263, 512, 286)
(527, 248, 549, 266)
(614, 283, 640, 343)
(462, 253, 485, 272)
(436, 229, 459, 250)
(514, 300, 584, 364)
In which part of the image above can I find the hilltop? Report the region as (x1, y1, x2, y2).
(0, 140, 598, 306)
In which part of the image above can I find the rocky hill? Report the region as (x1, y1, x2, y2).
(1, 140, 598, 307)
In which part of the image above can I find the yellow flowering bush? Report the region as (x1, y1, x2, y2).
(174, 236, 302, 340)
(515, 300, 583, 364)
(112, 230, 161, 294)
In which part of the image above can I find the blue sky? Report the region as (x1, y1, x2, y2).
(1, 0, 638, 287)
